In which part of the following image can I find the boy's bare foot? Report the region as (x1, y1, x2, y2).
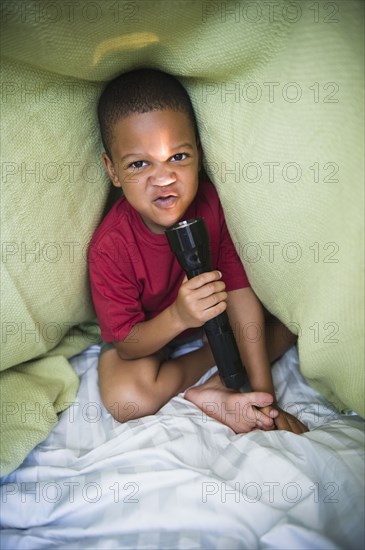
(184, 373, 278, 433)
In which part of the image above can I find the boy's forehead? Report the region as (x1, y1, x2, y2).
(116, 108, 192, 129)
(110, 109, 196, 146)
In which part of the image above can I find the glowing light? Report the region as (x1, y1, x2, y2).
(93, 33, 160, 65)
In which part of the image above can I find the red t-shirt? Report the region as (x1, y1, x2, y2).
(88, 180, 250, 343)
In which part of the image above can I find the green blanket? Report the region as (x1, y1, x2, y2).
(1, 0, 364, 476)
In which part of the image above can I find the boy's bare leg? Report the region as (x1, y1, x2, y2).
(184, 316, 297, 433)
(98, 343, 276, 430)
(98, 343, 215, 422)
(263, 309, 298, 364)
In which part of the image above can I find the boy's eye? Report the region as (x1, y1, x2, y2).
(128, 160, 147, 170)
(170, 153, 188, 162)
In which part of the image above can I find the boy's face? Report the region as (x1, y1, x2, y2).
(102, 109, 201, 234)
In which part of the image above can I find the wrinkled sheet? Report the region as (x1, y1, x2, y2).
(1, 345, 364, 549)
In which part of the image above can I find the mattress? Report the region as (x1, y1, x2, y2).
(1, 345, 364, 549)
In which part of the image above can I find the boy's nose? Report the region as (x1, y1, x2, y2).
(148, 164, 176, 187)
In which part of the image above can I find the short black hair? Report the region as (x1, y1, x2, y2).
(97, 68, 199, 158)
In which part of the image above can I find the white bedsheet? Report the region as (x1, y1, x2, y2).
(1, 346, 364, 549)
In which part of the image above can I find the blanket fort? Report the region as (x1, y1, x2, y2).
(0, 0, 363, 529)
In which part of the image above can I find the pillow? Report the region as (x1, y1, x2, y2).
(0, 58, 107, 475)
(1, 0, 363, 475)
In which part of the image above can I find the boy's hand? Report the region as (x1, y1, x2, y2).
(260, 404, 309, 434)
(173, 271, 227, 330)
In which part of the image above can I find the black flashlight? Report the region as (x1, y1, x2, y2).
(165, 218, 247, 390)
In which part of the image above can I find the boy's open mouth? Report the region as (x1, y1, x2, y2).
(153, 195, 178, 208)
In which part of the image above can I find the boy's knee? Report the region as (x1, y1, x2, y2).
(98, 367, 163, 423)
(102, 385, 160, 423)
(97, 350, 166, 422)
(103, 393, 142, 423)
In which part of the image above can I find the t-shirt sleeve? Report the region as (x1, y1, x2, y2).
(216, 199, 250, 292)
(88, 232, 145, 342)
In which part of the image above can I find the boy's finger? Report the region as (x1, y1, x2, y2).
(274, 412, 309, 434)
(241, 399, 274, 426)
(257, 404, 278, 416)
(256, 409, 275, 429)
(264, 405, 280, 419)
(185, 270, 222, 289)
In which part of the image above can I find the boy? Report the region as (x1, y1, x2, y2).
(89, 68, 308, 434)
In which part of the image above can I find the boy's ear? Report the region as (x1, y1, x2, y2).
(102, 153, 122, 188)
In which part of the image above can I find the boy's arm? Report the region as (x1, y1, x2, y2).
(114, 271, 227, 360)
(226, 287, 275, 395)
(114, 304, 184, 360)
(226, 287, 308, 434)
